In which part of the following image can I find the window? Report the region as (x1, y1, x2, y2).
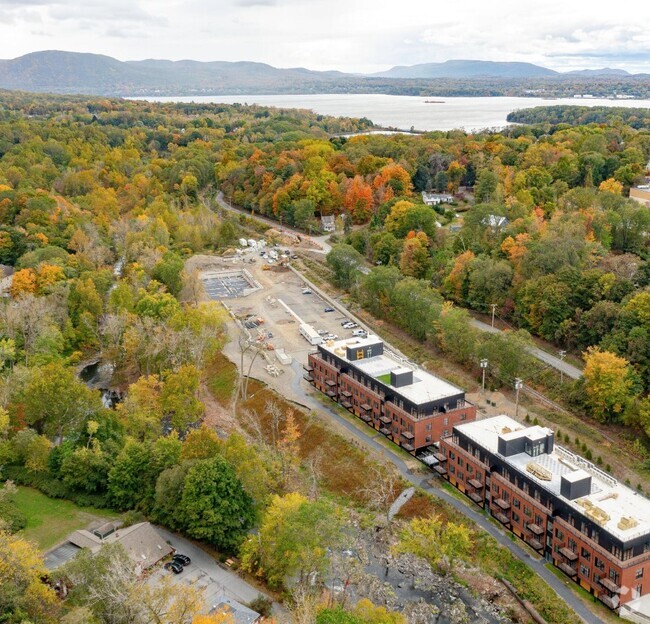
(443, 429, 449, 437)
(458, 471, 464, 480)
(449, 452, 455, 460)
(425, 435, 431, 443)
(512, 512, 520, 523)
(513, 499, 520, 509)
(426, 423, 432, 431)
(460, 413, 467, 421)
(524, 506, 532, 517)
(636, 569, 644, 579)
(595, 557, 605, 571)
(450, 465, 455, 474)
(458, 458, 464, 468)
(555, 529, 564, 540)
(443, 417, 448, 425)
(580, 565, 589, 577)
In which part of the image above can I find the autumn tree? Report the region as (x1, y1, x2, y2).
(344, 176, 374, 224)
(117, 374, 163, 441)
(240, 492, 343, 589)
(583, 347, 636, 422)
(393, 515, 471, 574)
(0, 528, 60, 623)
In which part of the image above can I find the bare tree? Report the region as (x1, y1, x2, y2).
(360, 466, 402, 529)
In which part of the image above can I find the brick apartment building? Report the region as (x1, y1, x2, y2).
(438, 415, 650, 610)
(305, 335, 476, 453)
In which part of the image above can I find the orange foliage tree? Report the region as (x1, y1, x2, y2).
(344, 175, 374, 224)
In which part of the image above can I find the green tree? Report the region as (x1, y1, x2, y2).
(108, 440, 153, 511)
(161, 365, 204, 431)
(180, 456, 254, 552)
(326, 244, 364, 290)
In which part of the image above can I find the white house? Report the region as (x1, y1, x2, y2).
(321, 215, 335, 232)
(422, 191, 454, 206)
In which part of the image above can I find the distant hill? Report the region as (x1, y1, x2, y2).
(372, 59, 559, 79)
(564, 68, 630, 77)
(0, 50, 647, 97)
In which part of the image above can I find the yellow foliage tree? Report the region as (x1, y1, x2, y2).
(192, 612, 236, 624)
(598, 178, 623, 195)
(10, 268, 38, 298)
(583, 347, 635, 422)
(37, 263, 66, 292)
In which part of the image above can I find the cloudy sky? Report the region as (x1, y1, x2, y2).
(0, 0, 649, 73)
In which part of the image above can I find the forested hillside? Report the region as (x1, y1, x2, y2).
(507, 105, 650, 128)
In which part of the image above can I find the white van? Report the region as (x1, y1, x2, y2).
(352, 329, 367, 337)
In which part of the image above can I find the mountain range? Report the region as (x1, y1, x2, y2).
(0, 51, 645, 96)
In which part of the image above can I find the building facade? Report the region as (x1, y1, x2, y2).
(305, 336, 476, 453)
(438, 416, 650, 610)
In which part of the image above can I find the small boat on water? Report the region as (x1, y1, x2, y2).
(424, 100, 445, 104)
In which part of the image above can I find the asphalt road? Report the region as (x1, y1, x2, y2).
(213, 192, 332, 254)
(288, 361, 604, 624)
(469, 318, 584, 380)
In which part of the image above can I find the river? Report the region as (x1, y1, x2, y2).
(130, 94, 650, 132)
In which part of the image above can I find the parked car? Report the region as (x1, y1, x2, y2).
(291, 254, 299, 259)
(164, 561, 183, 574)
(172, 554, 191, 566)
(343, 322, 357, 329)
(324, 334, 338, 341)
(340, 319, 350, 326)
(302, 288, 312, 295)
(324, 306, 335, 312)
(317, 329, 328, 336)
(352, 329, 367, 337)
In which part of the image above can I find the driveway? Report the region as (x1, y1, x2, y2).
(151, 528, 283, 615)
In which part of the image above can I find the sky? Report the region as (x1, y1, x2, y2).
(0, 0, 649, 74)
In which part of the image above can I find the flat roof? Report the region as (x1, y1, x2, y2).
(455, 416, 650, 543)
(321, 336, 464, 406)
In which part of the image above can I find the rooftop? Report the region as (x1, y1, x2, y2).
(455, 416, 650, 543)
(321, 336, 464, 406)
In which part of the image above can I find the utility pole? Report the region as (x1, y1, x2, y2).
(490, 303, 497, 328)
(514, 378, 523, 419)
(558, 350, 567, 384)
(480, 359, 488, 394)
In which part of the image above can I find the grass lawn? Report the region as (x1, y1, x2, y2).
(14, 487, 119, 551)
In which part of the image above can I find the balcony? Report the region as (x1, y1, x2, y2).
(303, 364, 313, 372)
(559, 547, 578, 562)
(526, 523, 544, 536)
(433, 452, 447, 462)
(468, 491, 484, 504)
(434, 465, 447, 476)
(360, 403, 372, 412)
(402, 443, 414, 452)
(325, 379, 337, 387)
(340, 390, 352, 398)
(493, 512, 510, 525)
(341, 400, 352, 409)
(494, 498, 510, 510)
(401, 431, 415, 440)
(558, 563, 577, 578)
(379, 416, 392, 425)
(303, 374, 314, 382)
(527, 538, 544, 551)
(379, 427, 392, 436)
(598, 594, 619, 609)
(598, 577, 621, 593)
(467, 478, 482, 489)
(325, 390, 336, 398)
(360, 413, 372, 423)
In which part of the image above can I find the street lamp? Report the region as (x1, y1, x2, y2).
(558, 350, 567, 384)
(490, 303, 497, 328)
(514, 378, 523, 419)
(480, 359, 488, 394)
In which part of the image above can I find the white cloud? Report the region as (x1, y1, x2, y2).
(0, 0, 648, 73)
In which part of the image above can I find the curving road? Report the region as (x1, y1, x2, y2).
(288, 359, 603, 624)
(212, 192, 332, 254)
(469, 318, 583, 380)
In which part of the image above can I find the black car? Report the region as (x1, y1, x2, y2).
(164, 561, 183, 574)
(324, 307, 335, 312)
(173, 553, 191, 566)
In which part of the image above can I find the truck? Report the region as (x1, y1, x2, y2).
(299, 323, 322, 345)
